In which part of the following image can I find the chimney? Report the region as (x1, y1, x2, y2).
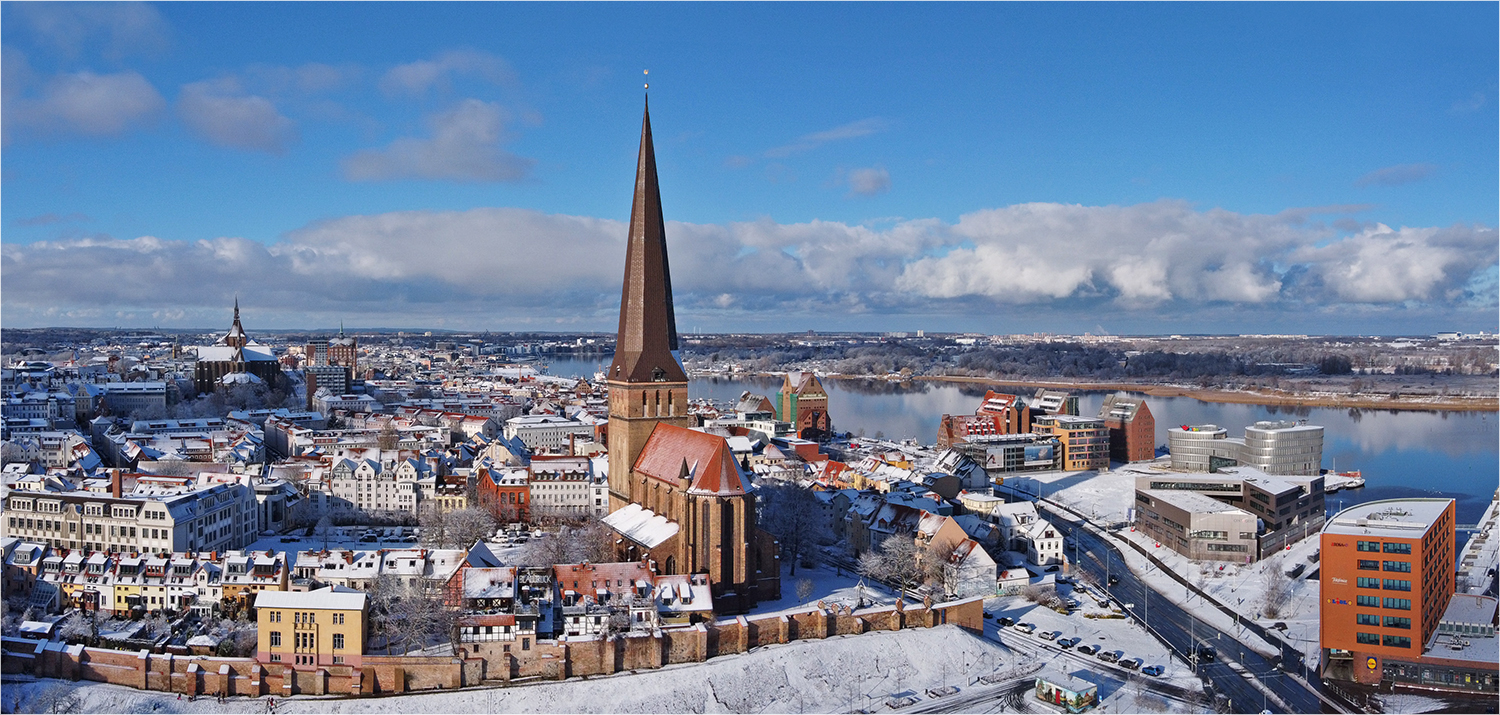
(111, 469, 122, 499)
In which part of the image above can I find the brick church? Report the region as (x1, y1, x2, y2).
(600, 100, 781, 613)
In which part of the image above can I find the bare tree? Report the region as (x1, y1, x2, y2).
(1260, 565, 1292, 619)
(376, 422, 400, 450)
(859, 531, 926, 596)
(924, 538, 966, 600)
(315, 514, 334, 550)
(796, 578, 815, 603)
(19, 682, 80, 714)
(444, 508, 498, 550)
(759, 484, 827, 576)
(58, 611, 93, 644)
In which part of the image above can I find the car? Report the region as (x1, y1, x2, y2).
(1056, 575, 1073, 585)
(996, 617, 1015, 627)
(1107, 575, 1120, 586)
(1197, 646, 1217, 662)
(1141, 665, 1165, 677)
(1098, 650, 1123, 663)
(1077, 644, 1100, 656)
(982, 612, 993, 619)
(1044, 565, 1061, 572)
(1012, 622, 1036, 634)
(1119, 658, 1143, 670)
(1039, 630, 1060, 641)
(359, 534, 378, 543)
(1057, 637, 1079, 649)
(1272, 622, 1288, 631)
(1063, 598, 1081, 609)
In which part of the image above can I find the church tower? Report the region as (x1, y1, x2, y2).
(607, 99, 692, 512)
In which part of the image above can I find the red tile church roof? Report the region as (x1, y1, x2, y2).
(633, 423, 750, 496)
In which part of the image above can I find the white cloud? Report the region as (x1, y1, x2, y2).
(379, 49, 515, 97)
(765, 117, 890, 158)
(3, 67, 165, 143)
(2, 203, 1493, 329)
(9, 2, 170, 61)
(1354, 163, 1437, 188)
(1296, 224, 1497, 303)
(342, 99, 533, 182)
(177, 79, 298, 154)
(897, 201, 1297, 305)
(846, 167, 891, 197)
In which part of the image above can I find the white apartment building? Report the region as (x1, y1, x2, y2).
(528, 456, 604, 517)
(311, 393, 382, 415)
(504, 415, 594, 453)
(1, 477, 256, 554)
(99, 382, 167, 416)
(322, 457, 427, 516)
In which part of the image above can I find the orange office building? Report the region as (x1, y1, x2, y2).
(1320, 498, 1455, 686)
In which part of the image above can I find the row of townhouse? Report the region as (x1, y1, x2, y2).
(453, 558, 715, 655)
(472, 454, 609, 522)
(1, 471, 259, 555)
(289, 547, 466, 594)
(2, 539, 288, 618)
(264, 416, 448, 458)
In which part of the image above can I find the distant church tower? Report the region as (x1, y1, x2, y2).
(606, 99, 693, 513)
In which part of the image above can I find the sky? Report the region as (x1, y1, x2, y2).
(2, 2, 1496, 335)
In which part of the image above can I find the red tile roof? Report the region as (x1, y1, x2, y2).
(633, 423, 750, 496)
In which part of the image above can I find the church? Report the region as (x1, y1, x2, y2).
(600, 100, 781, 613)
(192, 300, 284, 396)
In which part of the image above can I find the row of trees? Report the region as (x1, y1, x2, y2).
(856, 531, 971, 599)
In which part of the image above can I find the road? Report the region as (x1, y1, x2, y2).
(1055, 515, 1332, 714)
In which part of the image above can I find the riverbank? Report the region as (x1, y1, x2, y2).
(903, 375, 1498, 412)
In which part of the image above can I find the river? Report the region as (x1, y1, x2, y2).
(541, 356, 1498, 524)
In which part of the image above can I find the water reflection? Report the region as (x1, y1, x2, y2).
(544, 357, 1497, 522)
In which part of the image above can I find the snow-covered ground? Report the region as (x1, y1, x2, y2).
(748, 562, 912, 617)
(241, 533, 529, 566)
(3, 625, 1040, 714)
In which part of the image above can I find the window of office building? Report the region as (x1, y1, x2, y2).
(1383, 598, 1412, 610)
(1357, 577, 1381, 589)
(1357, 560, 1380, 570)
(1382, 542, 1412, 555)
(1382, 579, 1412, 592)
(1356, 632, 1380, 645)
(1383, 616, 1411, 630)
(1356, 595, 1380, 608)
(1356, 613, 1380, 626)
(1383, 635, 1411, 649)
(1383, 561, 1411, 573)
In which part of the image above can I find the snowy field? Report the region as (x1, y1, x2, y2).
(4, 626, 1042, 714)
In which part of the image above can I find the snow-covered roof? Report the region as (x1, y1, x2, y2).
(1325, 498, 1453, 540)
(601, 503, 679, 549)
(255, 585, 366, 611)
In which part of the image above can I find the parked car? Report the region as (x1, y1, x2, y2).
(983, 612, 993, 619)
(996, 617, 1015, 627)
(1063, 598, 1081, 609)
(1039, 630, 1060, 641)
(1077, 643, 1100, 656)
(1057, 637, 1079, 649)
(1119, 658, 1142, 670)
(359, 534, 378, 543)
(1272, 622, 1288, 631)
(1098, 650, 1123, 663)
(1012, 622, 1036, 634)
(1141, 665, 1165, 677)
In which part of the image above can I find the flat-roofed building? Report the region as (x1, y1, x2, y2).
(1320, 498, 1456, 687)
(1166, 425, 1241, 472)
(1031, 415, 1109, 471)
(1169, 421, 1324, 476)
(1134, 489, 1258, 562)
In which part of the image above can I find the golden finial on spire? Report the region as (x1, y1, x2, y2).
(644, 69, 649, 90)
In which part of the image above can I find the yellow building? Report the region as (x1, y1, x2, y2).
(254, 586, 368, 670)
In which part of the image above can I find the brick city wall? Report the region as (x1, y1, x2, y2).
(5, 597, 985, 697)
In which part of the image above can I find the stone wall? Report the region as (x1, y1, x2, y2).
(4, 597, 986, 697)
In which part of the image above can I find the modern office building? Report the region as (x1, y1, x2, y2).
(1321, 498, 1458, 687)
(1133, 489, 1258, 562)
(1131, 467, 1325, 560)
(1168, 420, 1323, 476)
(1031, 414, 1109, 471)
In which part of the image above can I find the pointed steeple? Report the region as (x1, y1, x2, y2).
(609, 97, 687, 384)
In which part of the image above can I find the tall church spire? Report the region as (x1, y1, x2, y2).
(609, 97, 687, 384)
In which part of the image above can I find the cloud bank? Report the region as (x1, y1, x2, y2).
(4, 200, 1494, 331)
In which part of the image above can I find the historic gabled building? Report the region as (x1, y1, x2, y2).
(193, 300, 284, 396)
(776, 371, 832, 440)
(601, 100, 779, 613)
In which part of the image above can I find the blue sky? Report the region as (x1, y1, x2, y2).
(2, 2, 1496, 334)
